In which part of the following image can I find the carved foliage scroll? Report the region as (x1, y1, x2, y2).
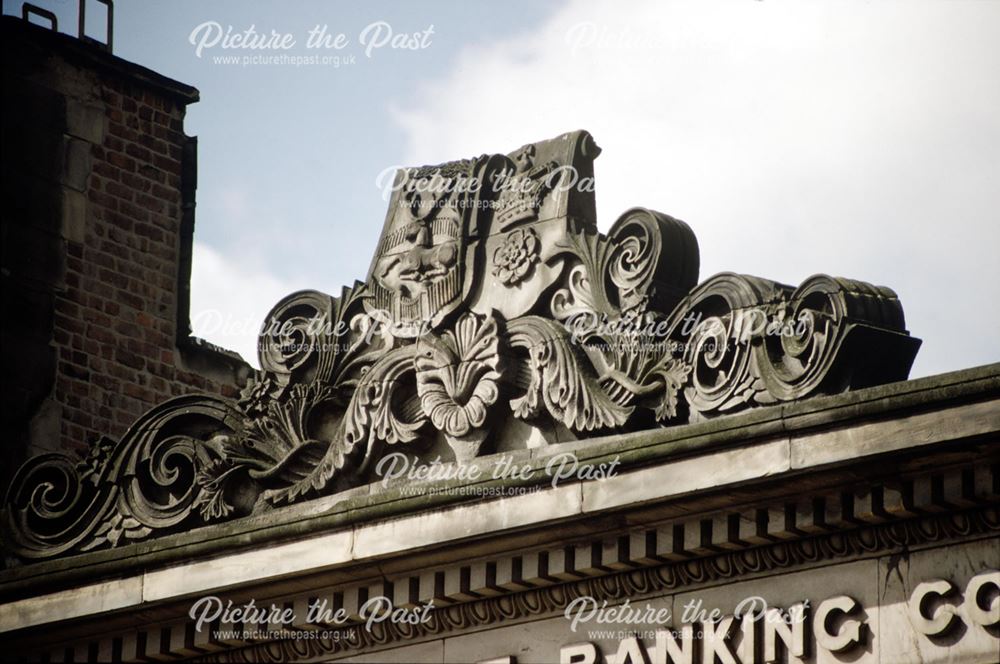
(5, 396, 244, 558)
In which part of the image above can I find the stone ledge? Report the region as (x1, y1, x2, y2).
(1, 364, 997, 604)
(4, 474, 997, 656)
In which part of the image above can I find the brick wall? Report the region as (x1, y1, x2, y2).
(2, 17, 251, 481)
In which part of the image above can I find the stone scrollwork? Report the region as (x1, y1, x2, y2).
(2, 131, 922, 560)
(5, 396, 244, 558)
(584, 314, 692, 423)
(669, 273, 788, 418)
(666, 272, 921, 420)
(507, 316, 632, 432)
(551, 207, 700, 320)
(751, 275, 916, 399)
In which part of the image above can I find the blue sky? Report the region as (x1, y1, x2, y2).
(113, 1, 560, 280)
(7, 0, 1000, 377)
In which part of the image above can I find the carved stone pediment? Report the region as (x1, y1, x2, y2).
(2, 131, 921, 561)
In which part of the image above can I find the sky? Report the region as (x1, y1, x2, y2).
(7, 0, 999, 377)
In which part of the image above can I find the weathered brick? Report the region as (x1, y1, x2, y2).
(118, 200, 149, 222)
(123, 382, 155, 403)
(97, 268, 129, 290)
(153, 154, 180, 174)
(125, 142, 152, 163)
(106, 150, 136, 171)
(63, 359, 89, 379)
(138, 163, 164, 182)
(90, 189, 119, 210)
(54, 312, 85, 335)
(87, 324, 116, 345)
(101, 89, 121, 107)
(148, 242, 175, 261)
(93, 160, 119, 181)
(64, 408, 93, 428)
(120, 171, 152, 193)
(92, 251, 115, 270)
(116, 289, 145, 310)
(7, 46, 245, 460)
(104, 211, 133, 231)
(116, 348, 145, 370)
(106, 180, 136, 201)
(133, 222, 165, 243)
(115, 320, 142, 338)
(114, 409, 135, 427)
(136, 194, 166, 215)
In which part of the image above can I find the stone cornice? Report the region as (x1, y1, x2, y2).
(6, 462, 998, 659)
(206, 509, 1000, 664)
(1, 363, 997, 607)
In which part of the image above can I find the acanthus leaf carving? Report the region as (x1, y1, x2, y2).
(580, 313, 692, 423)
(507, 316, 632, 432)
(416, 311, 503, 460)
(191, 458, 242, 522)
(343, 344, 426, 477)
(551, 207, 699, 321)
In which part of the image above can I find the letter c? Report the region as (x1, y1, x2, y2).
(908, 579, 960, 636)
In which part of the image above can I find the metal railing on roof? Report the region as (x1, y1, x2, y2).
(18, 0, 114, 53)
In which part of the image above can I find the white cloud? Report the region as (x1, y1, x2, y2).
(189, 242, 306, 369)
(391, 0, 1000, 377)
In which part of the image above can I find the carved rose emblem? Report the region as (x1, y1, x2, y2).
(492, 227, 540, 285)
(415, 312, 503, 459)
